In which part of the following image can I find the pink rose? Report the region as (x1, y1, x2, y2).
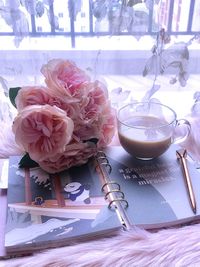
(81, 81, 108, 121)
(87, 80, 108, 105)
(15, 86, 81, 121)
(71, 81, 109, 128)
(38, 141, 97, 173)
(97, 103, 117, 147)
(74, 104, 116, 148)
(71, 81, 116, 146)
(48, 99, 81, 121)
(41, 59, 90, 101)
(15, 86, 52, 110)
(73, 123, 100, 143)
(12, 104, 74, 161)
(11, 59, 117, 173)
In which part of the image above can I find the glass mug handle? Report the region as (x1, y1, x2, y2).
(173, 119, 191, 144)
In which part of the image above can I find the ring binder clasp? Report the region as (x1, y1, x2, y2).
(104, 189, 125, 200)
(96, 151, 112, 174)
(95, 150, 129, 225)
(108, 199, 129, 209)
(101, 181, 121, 192)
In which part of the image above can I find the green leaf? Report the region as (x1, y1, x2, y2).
(19, 153, 39, 169)
(9, 87, 21, 108)
(84, 138, 98, 145)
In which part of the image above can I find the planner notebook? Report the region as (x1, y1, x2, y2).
(3, 144, 200, 257)
(3, 155, 121, 257)
(102, 145, 200, 229)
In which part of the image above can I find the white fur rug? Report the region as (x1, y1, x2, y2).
(2, 224, 200, 267)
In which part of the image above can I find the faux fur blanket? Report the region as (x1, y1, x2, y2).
(1, 224, 200, 267)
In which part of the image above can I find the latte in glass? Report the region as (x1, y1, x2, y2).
(117, 102, 191, 160)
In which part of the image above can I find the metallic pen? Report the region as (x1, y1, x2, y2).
(176, 149, 197, 214)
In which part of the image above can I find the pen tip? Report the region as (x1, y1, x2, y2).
(193, 205, 197, 214)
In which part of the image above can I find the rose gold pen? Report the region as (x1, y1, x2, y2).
(176, 149, 197, 214)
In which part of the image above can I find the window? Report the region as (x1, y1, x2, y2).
(0, 0, 199, 115)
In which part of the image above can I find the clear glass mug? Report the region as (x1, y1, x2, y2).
(117, 101, 191, 160)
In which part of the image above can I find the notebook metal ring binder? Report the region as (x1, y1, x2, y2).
(98, 156, 109, 162)
(108, 198, 129, 209)
(100, 162, 112, 174)
(97, 156, 112, 174)
(101, 181, 121, 192)
(96, 151, 107, 157)
(104, 189, 125, 200)
(96, 150, 129, 223)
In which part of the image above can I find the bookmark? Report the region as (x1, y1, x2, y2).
(176, 149, 197, 214)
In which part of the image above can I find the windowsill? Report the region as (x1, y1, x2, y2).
(0, 36, 199, 118)
(0, 35, 199, 50)
(0, 49, 200, 76)
(0, 35, 200, 76)
(2, 73, 198, 118)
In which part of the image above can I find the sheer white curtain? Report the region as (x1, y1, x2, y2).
(0, 1, 199, 98)
(0, 0, 200, 158)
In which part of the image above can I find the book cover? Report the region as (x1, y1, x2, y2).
(4, 156, 121, 255)
(104, 145, 200, 229)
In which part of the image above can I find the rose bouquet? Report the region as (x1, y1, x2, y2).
(9, 59, 116, 173)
